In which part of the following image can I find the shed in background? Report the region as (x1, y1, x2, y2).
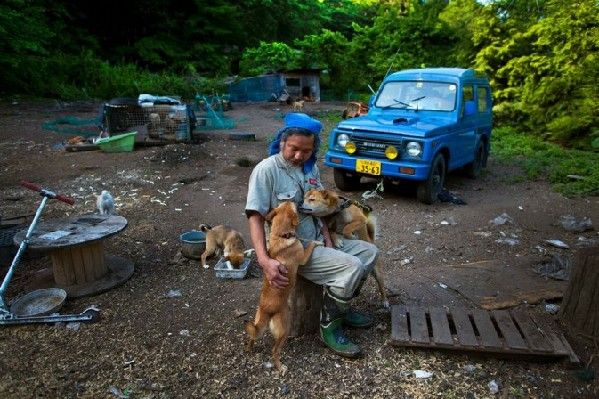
(228, 69, 321, 103)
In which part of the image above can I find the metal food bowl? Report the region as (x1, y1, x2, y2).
(179, 230, 206, 260)
(10, 288, 67, 317)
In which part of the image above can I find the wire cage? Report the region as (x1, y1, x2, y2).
(101, 97, 195, 142)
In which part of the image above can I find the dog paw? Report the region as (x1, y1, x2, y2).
(334, 238, 344, 248)
(313, 240, 324, 247)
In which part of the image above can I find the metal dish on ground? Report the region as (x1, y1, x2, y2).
(10, 288, 67, 317)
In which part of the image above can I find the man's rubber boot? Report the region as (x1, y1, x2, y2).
(343, 278, 374, 328)
(320, 318, 361, 358)
(343, 308, 374, 328)
(320, 289, 362, 358)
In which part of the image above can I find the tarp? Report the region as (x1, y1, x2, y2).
(228, 75, 284, 102)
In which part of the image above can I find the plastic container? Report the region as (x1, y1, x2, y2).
(96, 131, 137, 152)
(214, 257, 250, 279)
(179, 230, 206, 259)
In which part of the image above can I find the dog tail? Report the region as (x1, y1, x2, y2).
(366, 214, 377, 242)
(199, 223, 212, 232)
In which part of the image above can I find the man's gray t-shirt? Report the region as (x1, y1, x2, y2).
(246, 153, 323, 241)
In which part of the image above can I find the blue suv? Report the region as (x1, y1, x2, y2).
(324, 68, 492, 204)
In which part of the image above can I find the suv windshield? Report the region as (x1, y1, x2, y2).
(375, 81, 457, 111)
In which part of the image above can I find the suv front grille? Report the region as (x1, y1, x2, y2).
(351, 134, 402, 158)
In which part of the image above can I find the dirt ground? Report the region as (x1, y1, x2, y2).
(0, 100, 598, 398)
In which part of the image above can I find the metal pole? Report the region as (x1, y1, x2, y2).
(0, 196, 48, 311)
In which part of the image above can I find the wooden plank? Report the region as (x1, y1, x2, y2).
(450, 308, 478, 347)
(472, 309, 502, 348)
(429, 307, 453, 346)
(391, 305, 410, 343)
(492, 310, 528, 350)
(407, 306, 429, 344)
(511, 310, 552, 353)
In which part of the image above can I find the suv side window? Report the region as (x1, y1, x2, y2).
(477, 87, 489, 112)
(461, 84, 474, 117)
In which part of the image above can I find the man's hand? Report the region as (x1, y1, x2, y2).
(261, 257, 289, 288)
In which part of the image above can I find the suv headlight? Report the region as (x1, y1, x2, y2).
(337, 133, 350, 149)
(406, 141, 422, 157)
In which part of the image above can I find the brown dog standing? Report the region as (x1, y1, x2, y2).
(301, 188, 389, 308)
(245, 201, 319, 374)
(199, 224, 246, 268)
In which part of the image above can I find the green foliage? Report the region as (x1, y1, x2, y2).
(492, 126, 599, 197)
(475, 0, 599, 149)
(239, 42, 302, 75)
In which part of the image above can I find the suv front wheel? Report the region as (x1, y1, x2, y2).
(417, 153, 446, 204)
(334, 169, 361, 191)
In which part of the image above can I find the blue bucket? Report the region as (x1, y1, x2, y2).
(179, 230, 206, 259)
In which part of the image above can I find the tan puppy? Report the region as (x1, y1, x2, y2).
(199, 224, 246, 268)
(245, 201, 319, 374)
(301, 188, 389, 308)
(292, 100, 304, 111)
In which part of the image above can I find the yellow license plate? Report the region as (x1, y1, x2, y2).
(355, 159, 381, 175)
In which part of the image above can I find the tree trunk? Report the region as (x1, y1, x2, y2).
(289, 276, 322, 337)
(560, 246, 599, 339)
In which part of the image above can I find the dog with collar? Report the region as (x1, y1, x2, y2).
(301, 188, 389, 308)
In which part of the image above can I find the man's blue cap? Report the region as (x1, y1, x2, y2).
(268, 113, 322, 173)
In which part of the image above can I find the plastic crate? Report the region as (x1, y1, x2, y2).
(214, 257, 250, 279)
(96, 132, 137, 152)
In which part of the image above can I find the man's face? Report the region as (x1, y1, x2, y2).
(281, 134, 315, 167)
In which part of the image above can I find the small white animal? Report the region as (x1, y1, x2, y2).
(96, 190, 115, 215)
(292, 100, 304, 111)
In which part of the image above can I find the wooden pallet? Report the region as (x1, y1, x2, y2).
(390, 305, 578, 363)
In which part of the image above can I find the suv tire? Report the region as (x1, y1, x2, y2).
(417, 153, 446, 204)
(466, 140, 486, 178)
(334, 169, 361, 191)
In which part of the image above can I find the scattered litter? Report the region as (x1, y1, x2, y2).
(263, 361, 274, 370)
(463, 364, 476, 373)
(179, 329, 190, 337)
(576, 236, 599, 248)
(437, 190, 466, 205)
(438, 282, 448, 289)
(440, 217, 457, 225)
(495, 238, 520, 246)
(566, 174, 584, 180)
(545, 239, 569, 249)
(165, 289, 182, 298)
(491, 213, 513, 225)
(108, 386, 130, 399)
(234, 309, 248, 318)
(413, 370, 434, 379)
(66, 322, 80, 331)
(400, 257, 413, 266)
(536, 254, 571, 281)
(473, 231, 492, 238)
(559, 215, 593, 232)
(414, 231, 422, 235)
(375, 323, 386, 332)
(425, 246, 434, 254)
(545, 303, 560, 314)
(488, 379, 500, 395)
